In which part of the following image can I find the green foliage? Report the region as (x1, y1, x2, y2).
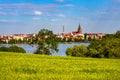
(29, 36, 38, 44)
(66, 47, 73, 56)
(0, 52, 120, 80)
(0, 46, 8, 52)
(115, 30, 120, 38)
(62, 37, 67, 42)
(67, 37, 73, 42)
(66, 30, 120, 58)
(103, 30, 120, 39)
(8, 46, 26, 53)
(34, 29, 59, 55)
(74, 38, 83, 42)
(8, 39, 17, 44)
(66, 45, 88, 57)
(86, 48, 98, 57)
(89, 38, 120, 58)
(0, 39, 5, 44)
(38, 29, 53, 37)
(0, 46, 26, 53)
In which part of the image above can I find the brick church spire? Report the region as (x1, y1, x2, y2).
(77, 24, 82, 34)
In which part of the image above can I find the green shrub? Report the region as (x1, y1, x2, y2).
(66, 38, 120, 58)
(87, 48, 98, 57)
(0, 46, 26, 53)
(0, 46, 8, 52)
(88, 38, 120, 58)
(66, 45, 88, 57)
(8, 46, 26, 53)
(66, 47, 74, 56)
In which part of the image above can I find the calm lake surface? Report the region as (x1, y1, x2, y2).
(0, 43, 90, 56)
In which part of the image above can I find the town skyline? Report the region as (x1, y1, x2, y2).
(0, 26, 105, 44)
(0, 0, 120, 34)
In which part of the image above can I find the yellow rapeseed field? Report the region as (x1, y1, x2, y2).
(0, 52, 120, 80)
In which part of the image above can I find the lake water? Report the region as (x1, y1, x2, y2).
(0, 43, 90, 56)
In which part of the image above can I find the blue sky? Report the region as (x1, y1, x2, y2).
(0, 0, 120, 34)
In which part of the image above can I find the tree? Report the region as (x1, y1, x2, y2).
(8, 46, 26, 53)
(66, 45, 88, 57)
(88, 37, 120, 58)
(8, 39, 17, 44)
(0, 46, 26, 53)
(34, 29, 59, 55)
(67, 37, 73, 42)
(0, 46, 8, 52)
(66, 47, 74, 56)
(0, 39, 5, 44)
(103, 34, 114, 39)
(86, 48, 98, 57)
(77, 45, 88, 57)
(115, 30, 120, 38)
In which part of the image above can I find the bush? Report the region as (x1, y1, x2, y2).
(0, 46, 26, 53)
(66, 31, 120, 58)
(0, 46, 8, 52)
(87, 48, 98, 57)
(8, 46, 26, 53)
(66, 38, 120, 58)
(66, 45, 88, 57)
(66, 47, 74, 56)
(88, 38, 120, 58)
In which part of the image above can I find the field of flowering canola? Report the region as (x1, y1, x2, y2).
(0, 52, 120, 80)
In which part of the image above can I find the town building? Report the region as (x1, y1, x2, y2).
(0, 24, 106, 43)
(56, 24, 105, 40)
(56, 24, 84, 40)
(86, 33, 105, 40)
(0, 34, 36, 43)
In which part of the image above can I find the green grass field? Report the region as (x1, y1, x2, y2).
(0, 52, 120, 80)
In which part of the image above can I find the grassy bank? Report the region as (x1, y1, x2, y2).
(0, 52, 120, 80)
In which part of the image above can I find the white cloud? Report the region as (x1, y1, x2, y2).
(56, 14, 65, 18)
(34, 10, 42, 16)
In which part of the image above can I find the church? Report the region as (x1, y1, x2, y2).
(56, 24, 84, 39)
(71, 24, 84, 39)
(77, 24, 83, 34)
(56, 24, 105, 40)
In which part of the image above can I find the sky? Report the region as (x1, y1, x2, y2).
(0, 0, 120, 34)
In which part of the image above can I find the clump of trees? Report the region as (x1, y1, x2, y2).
(66, 45, 88, 57)
(0, 46, 26, 53)
(88, 38, 120, 58)
(66, 31, 120, 58)
(34, 29, 59, 55)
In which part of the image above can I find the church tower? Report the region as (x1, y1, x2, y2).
(77, 24, 82, 34)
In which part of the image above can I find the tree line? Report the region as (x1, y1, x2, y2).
(0, 29, 120, 59)
(33, 29, 120, 58)
(66, 31, 120, 58)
